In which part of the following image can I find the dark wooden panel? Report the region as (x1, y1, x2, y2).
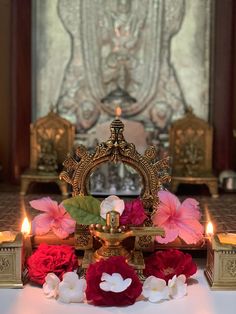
(0, 0, 11, 182)
(11, 0, 32, 182)
(211, 0, 236, 173)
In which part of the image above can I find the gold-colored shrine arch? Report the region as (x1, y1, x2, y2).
(60, 118, 171, 212)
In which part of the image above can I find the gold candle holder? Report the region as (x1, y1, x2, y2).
(0, 231, 23, 288)
(205, 232, 236, 290)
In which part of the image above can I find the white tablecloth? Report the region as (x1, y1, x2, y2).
(0, 260, 235, 314)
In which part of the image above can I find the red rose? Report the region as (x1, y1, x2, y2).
(120, 198, 147, 225)
(144, 249, 197, 282)
(86, 256, 142, 306)
(27, 244, 78, 285)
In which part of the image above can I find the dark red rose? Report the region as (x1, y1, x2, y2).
(86, 256, 142, 306)
(27, 243, 78, 285)
(120, 198, 148, 225)
(144, 249, 197, 282)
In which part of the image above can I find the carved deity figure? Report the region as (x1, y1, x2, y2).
(100, 0, 146, 91)
(37, 140, 58, 172)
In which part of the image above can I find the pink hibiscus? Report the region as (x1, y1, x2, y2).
(30, 197, 76, 239)
(152, 191, 203, 244)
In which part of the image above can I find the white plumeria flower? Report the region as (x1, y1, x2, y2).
(58, 272, 86, 303)
(168, 274, 187, 299)
(99, 272, 132, 293)
(43, 273, 60, 298)
(100, 195, 125, 219)
(142, 276, 169, 303)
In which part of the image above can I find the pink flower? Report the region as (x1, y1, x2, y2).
(30, 197, 76, 239)
(152, 191, 203, 244)
(120, 198, 148, 225)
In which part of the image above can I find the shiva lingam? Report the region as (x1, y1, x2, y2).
(81, 211, 164, 278)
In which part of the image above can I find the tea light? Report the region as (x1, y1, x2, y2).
(206, 221, 214, 238)
(21, 217, 32, 261)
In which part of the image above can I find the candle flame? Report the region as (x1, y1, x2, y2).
(21, 217, 31, 236)
(206, 221, 214, 236)
(115, 106, 122, 118)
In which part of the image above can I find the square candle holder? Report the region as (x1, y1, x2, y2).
(205, 234, 236, 290)
(0, 233, 23, 288)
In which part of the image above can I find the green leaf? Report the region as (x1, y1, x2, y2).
(63, 195, 106, 225)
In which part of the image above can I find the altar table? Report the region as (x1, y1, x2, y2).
(0, 260, 235, 314)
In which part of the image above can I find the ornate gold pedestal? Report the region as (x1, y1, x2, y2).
(169, 107, 218, 198)
(205, 235, 236, 290)
(0, 233, 23, 288)
(20, 110, 75, 196)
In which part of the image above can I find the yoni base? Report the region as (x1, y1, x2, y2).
(205, 235, 236, 290)
(79, 249, 146, 281)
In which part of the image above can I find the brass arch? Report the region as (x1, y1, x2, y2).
(60, 118, 170, 212)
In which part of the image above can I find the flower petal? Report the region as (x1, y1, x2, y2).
(30, 197, 59, 213)
(142, 276, 169, 303)
(158, 191, 181, 213)
(32, 213, 51, 235)
(168, 275, 187, 299)
(100, 195, 125, 219)
(58, 276, 86, 303)
(51, 225, 70, 239)
(155, 226, 179, 244)
(99, 272, 132, 293)
(43, 273, 60, 298)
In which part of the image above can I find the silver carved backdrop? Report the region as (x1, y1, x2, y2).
(33, 0, 212, 153)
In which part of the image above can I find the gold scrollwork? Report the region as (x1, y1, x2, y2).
(60, 118, 170, 211)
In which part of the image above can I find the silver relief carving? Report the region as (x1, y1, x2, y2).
(57, 0, 186, 121)
(34, 0, 212, 143)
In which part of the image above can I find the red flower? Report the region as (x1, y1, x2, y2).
(27, 244, 78, 285)
(120, 198, 148, 225)
(86, 256, 142, 306)
(144, 249, 197, 283)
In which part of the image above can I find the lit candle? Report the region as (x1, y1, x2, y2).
(21, 217, 32, 261)
(206, 221, 214, 238)
(115, 106, 122, 119)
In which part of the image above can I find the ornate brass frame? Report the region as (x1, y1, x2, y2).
(60, 118, 170, 211)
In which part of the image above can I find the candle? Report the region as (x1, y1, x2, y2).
(206, 221, 214, 238)
(115, 106, 122, 119)
(21, 217, 32, 261)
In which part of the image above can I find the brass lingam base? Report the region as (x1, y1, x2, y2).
(79, 211, 164, 279)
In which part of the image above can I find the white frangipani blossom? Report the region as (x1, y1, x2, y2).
(58, 272, 86, 303)
(99, 272, 132, 293)
(100, 195, 125, 219)
(43, 273, 60, 298)
(142, 276, 169, 303)
(168, 274, 187, 299)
